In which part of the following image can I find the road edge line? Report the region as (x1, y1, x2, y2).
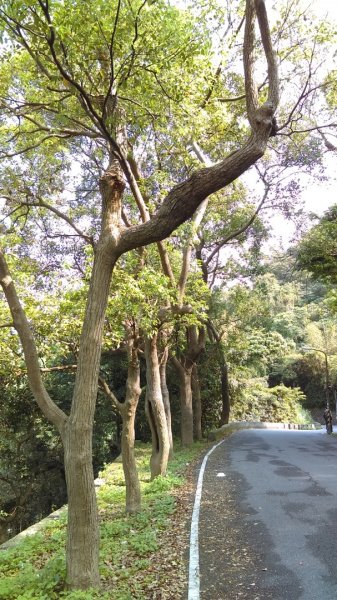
(188, 438, 226, 600)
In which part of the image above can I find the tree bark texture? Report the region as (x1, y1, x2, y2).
(220, 360, 231, 426)
(64, 158, 124, 588)
(64, 424, 100, 588)
(144, 335, 170, 479)
(172, 325, 205, 446)
(120, 326, 142, 513)
(159, 344, 173, 459)
(178, 365, 194, 446)
(192, 364, 203, 440)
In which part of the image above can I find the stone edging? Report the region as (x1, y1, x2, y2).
(207, 420, 322, 441)
(0, 477, 106, 551)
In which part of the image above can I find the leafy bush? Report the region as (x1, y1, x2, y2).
(230, 378, 311, 423)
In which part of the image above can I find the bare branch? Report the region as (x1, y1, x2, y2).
(40, 364, 77, 373)
(20, 198, 94, 246)
(98, 375, 122, 411)
(205, 187, 269, 267)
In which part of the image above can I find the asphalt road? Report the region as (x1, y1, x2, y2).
(199, 429, 337, 600)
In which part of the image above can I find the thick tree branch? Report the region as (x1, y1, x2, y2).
(255, 0, 279, 109)
(178, 142, 212, 301)
(244, 0, 259, 124)
(40, 364, 77, 373)
(0, 250, 68, 437)
(0, 321, 14, 329)
(117, 136, 265, 255)
(114, 0, 278, 257)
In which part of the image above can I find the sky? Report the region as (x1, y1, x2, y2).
(311, 0, 337, 19)
(304, 0, 337, 212)
(266, 0, 337, 249)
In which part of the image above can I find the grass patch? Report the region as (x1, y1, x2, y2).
(0, 441, 206, 599)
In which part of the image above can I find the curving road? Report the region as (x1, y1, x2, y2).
(198, 429, 337, 600)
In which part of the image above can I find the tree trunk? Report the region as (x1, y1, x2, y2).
(99, 327, 142, 513)
(120, 329, 141, 513)
(159, 345, 173, 458)
(177, 364, 194, 446)
(120, 403, 141, 513)
(64, 243, 120, 588)
(145, 335, 170, 479)
(220, 360, 231, 425)
(64, 425, 100, 589)
(172, 325, 205, 446)
(61, 152, 125, 588)
(192, 363, 203, 440)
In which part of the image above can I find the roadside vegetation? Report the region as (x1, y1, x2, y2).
(0, 442, 205, 600)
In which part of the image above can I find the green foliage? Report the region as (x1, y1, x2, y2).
(230, 379, 310, 424)
(201, 252, 337, 430)
(107, 257, 177, 339)
(0, 377, 66, 542)
(297, 205, 337, 284)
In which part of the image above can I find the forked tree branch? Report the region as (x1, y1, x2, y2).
(115, 0, 278, 256)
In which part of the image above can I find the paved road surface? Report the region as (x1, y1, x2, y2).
(199, 429, 337, 600)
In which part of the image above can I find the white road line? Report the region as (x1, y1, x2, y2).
(188, 438, 226, 600)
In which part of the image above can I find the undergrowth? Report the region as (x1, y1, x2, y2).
(0, 442, 206, 599)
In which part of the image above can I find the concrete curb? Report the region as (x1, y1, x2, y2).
(0, 477, 106, 551)
(0, 505, 67, 551)
(207, 421, 322, 441)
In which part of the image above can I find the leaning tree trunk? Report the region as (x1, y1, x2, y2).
(120, 328, 142, 513)
(192, 363, 203, 440)
(145, 335, 170, 479)
(159, 344, 174, 458)
(174, 361, 194, 446)
(220, 360, 230, 425)
(63, 155, 125, 588)
(99, 335, 142, 513)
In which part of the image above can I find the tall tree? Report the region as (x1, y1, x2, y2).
(0, 0, 280, 590)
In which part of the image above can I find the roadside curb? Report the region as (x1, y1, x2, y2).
(0, 477, 106, 551)
(207, 420, 322, 441)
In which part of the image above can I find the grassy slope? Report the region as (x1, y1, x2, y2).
(0, 442, 206, 600)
